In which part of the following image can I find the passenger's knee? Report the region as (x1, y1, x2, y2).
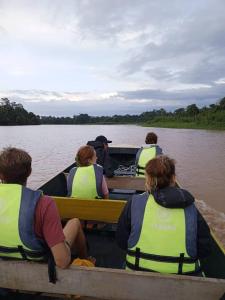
(67, 218, 81, 229)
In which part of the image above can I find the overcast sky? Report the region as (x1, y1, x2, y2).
(0, 0, 225, 116)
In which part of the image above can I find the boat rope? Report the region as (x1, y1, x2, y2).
(114, 164, 136, 176)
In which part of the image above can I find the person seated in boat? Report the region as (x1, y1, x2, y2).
(0, 147, 88, 276)
(135, 132, 163, 177)
(67, 145, 109, 199)
(116, 155, 211, 275)
(87, 135, 114, 178)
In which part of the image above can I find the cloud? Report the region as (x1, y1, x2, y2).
(215, 78, 225, 85)
(0, 0, 225, 114)
(119, 1, 225, 86)
(0, 89, 119, 103)
(1, 82, 224, 117)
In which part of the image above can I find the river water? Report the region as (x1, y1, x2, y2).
(0, 125, 224, 244)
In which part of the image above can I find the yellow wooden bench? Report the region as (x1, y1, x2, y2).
(53, 196, 126, 223)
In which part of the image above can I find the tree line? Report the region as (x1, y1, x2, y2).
(0, 98, 40, 125)
(1, 97, 225, 129)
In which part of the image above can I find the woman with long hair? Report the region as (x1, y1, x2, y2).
(116, 155, 210, 275)
(67, 145, 109, 199)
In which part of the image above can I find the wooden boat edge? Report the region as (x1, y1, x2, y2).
(0, 260, 224, 300)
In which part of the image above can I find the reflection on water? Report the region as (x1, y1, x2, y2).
(0, 125, 225, 244)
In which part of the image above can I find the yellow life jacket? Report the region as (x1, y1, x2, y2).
(126, 193, 200, 274)
(136, 147, 157, 177)
(67, 164, 103, 199)
(0, 184, 47, 260)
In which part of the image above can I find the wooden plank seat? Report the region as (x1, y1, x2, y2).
(105, 176, 145, 191)
(53, 197, 126, 223)
(63, 173, 146, 191)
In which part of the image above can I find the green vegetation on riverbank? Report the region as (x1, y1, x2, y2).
(143, 120, 225, 130)
(0, 98, 40, 125)
(143, 105, 225, 130)
(1, 97, 225, 130)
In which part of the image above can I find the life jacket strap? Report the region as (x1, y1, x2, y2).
(135, 247, 140, 269)
(0, 245, 57, 283)
(127, 248, 198, 264)
(136, 165, 145, 175)
(126, 259, 202, 275)
(47, 251, 57, 284)
(127, 248, 201, 275)
(18, 245, 28, 260)
(0, 245, 46, 259)
(178, 253, 184, 274)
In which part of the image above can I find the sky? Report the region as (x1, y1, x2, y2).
(0, 0, 225, 116)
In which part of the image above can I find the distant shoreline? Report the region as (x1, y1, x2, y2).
(1, 122, 225, 130)
(1, 97, 225, 129)
(142, 122, 225, 130)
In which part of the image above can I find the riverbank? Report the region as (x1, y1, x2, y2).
(143, 120, 225, 130)
(1, 97, 225, 128)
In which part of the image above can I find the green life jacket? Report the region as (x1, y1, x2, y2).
(0, 184, 47, 260)
(67, 164, 103, 199)
(136, 147, 157, 177)
(126, 193, 199, 274)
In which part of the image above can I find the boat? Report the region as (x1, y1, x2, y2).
(0, 146, 225, 300)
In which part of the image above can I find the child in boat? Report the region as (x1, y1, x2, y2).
(0, 147, 88, 276)
(67, 145, 109, 199)
(135, 132, 163, 177)
(116, 155, 211, 275)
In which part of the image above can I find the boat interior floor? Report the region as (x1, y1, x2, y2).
(85, 228, 126, 269)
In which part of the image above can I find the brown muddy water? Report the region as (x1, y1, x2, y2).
(0, 125, 224, 244)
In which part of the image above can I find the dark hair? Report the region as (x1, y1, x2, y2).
(145, 132, 158, 144)
(95, 135, 112, 144)
(145, 155, 175, 190)
(0, 147, 32, 184)
(76, 145, 96, 167)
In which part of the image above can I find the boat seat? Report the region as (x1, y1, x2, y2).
(53, 197, 126, 223)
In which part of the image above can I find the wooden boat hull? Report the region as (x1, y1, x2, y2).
(1, 146, 225, 300)
(38, 147, 225, 280)
(0, 260, 224, 300)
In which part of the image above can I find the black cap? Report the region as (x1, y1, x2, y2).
(95, 135, 112, 144)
